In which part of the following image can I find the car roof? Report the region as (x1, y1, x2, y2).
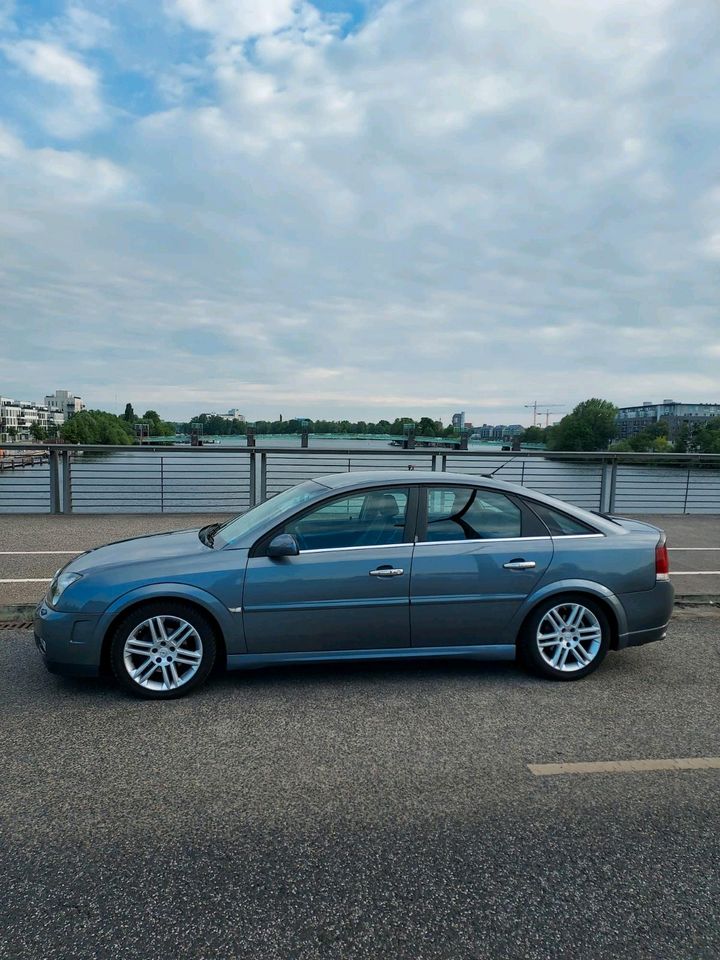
(312, 471, 622, 535)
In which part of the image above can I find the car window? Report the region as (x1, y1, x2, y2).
(281, 488, 409, 551)
(216, 480, 324, 547)
(528, 502, 596, 536)
(423, 487, 522, 541)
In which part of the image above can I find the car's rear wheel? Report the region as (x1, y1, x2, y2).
(518, 595, 610, 681)
(110, 601, 217, 699)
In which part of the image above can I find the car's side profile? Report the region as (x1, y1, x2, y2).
(35, 471, 674, 699)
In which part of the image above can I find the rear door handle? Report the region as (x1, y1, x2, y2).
(503, 559, 536, 570)
(369, 566, 404, 577)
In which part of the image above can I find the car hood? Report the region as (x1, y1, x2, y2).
(65, 528, 211, 574)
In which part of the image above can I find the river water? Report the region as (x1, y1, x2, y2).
(0, 436, 718, 514)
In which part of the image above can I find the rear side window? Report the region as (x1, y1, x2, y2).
(529, 502, 596, 536)
(423, 487, 522, 541)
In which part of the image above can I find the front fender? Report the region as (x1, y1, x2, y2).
(93, 582, 245, 656)
(509, 579, 629, 642)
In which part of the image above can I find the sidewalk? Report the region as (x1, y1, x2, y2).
(0, 513, 718, 611)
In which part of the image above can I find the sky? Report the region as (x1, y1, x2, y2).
(0, 0, 719, 426)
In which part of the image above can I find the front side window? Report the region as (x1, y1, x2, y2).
(281, 488, 409, 551)
(423, 487, 522, 541)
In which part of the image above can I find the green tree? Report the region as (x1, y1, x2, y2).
(547, 399, 618, 452)
(522, 425, 546, 443)
(682, 417, 720, 453)
(61, 410, 131, 445)
(123, 403, 135, 422)
(30, 422, 48, 441)
(417, 417, 437, 437)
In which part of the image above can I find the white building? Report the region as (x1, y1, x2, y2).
(44, 390, 84, 419)
(1, 397, 65, 443)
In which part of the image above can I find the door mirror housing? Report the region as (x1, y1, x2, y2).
(267, 533, 300, 558)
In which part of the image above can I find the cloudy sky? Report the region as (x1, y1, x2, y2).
(1, 0, 718, 425)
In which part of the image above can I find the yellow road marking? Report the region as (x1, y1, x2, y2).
(529, 757, 720, 776)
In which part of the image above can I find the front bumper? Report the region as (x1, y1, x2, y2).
(34, 602, 102, 677)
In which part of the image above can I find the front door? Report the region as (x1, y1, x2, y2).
(243, 486, 414, 653)
(410, 485, 553, 647)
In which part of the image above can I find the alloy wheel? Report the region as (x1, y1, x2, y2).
(536, 602, 603, 673)
(122, 615, 203, 692)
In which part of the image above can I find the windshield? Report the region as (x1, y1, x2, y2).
(214, 480, 325, 547)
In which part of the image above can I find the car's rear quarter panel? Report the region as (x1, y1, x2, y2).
(544, 533, 658, 595)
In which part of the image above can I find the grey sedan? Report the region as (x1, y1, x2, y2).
(35, 471, 674, 699)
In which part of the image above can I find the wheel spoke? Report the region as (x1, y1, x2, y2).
(538, 636, 561, 648)
(133, 657, 158, 682)
(573, 645, 592, 666)
(160, 664, 173, 689)
(125, 638, 154, 654)
(168, 623, 196, 646)
(565, 605, 583, 628)
(169, 662, 181, 686)
(547, 609, 566, 631)
(174, 650, 202, 665)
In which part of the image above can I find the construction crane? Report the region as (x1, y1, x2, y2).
(524, 402, 564, 427)
(539, 408, 566, 428)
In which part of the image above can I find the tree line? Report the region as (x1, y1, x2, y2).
(17, 397, 720, 453)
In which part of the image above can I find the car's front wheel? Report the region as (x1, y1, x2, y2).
(518, 595, 610, 680)
(110, 601, 217, 699)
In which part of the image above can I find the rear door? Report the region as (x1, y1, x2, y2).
(410, 485, 553, 647)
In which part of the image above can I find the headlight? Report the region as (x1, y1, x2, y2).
(48, 571, 83, 608)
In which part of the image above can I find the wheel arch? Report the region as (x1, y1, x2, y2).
(97, 585, 233, 675)
(513, 581, 625, 651)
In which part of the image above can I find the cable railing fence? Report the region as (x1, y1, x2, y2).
(0, 444, 719, 515)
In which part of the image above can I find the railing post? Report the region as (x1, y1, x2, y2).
(441, 455, 448, 472)
(48, 449, 60, 514)
(683, 464, 691, 514)
(260, 452, 268, 503)
(608, 461, 617, 514)
(61, 450, 72, 514)
(248, 450, 257, 507)
(431, 454, 438, 471)
(599, 461, 612, 513)
(160, 456, 164, 513)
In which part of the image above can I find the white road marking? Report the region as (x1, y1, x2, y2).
(529, 757, 720, 776)
(0, 551, 82, 555)
(0, 578, 52, 583)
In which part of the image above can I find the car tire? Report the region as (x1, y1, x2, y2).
(110, 601, 217, 700)
(518, 595, 610, 681)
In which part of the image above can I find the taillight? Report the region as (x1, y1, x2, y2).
(655, 536, 670, 581)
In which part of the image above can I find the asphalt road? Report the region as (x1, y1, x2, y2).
(1, 615, 719, 959)
(1, 513, 719, 607)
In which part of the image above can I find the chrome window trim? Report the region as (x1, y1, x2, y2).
(414, 533, 604, 546)
(258, 534, 604, 556)
(288, 542, 414, 555)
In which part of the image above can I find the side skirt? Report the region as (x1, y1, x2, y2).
(227, 644, 516, 671)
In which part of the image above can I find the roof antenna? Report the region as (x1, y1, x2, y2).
(485, 456, 518, 478)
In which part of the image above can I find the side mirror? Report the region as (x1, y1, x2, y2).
(267, 533, 300, 558)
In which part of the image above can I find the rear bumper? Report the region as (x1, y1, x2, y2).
(34, 602, 102, 678)
(616, 580, 675, 650)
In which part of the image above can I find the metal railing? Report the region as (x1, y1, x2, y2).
(0, 443, 719, 515)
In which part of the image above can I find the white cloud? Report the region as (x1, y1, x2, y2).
(165, 0, 297, 40)
(1, 0, 719, 421)
(1, 39, 104, 136)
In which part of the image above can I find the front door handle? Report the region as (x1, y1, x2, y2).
(503, 559, 536, 571)
(369, 566, 404, 577)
